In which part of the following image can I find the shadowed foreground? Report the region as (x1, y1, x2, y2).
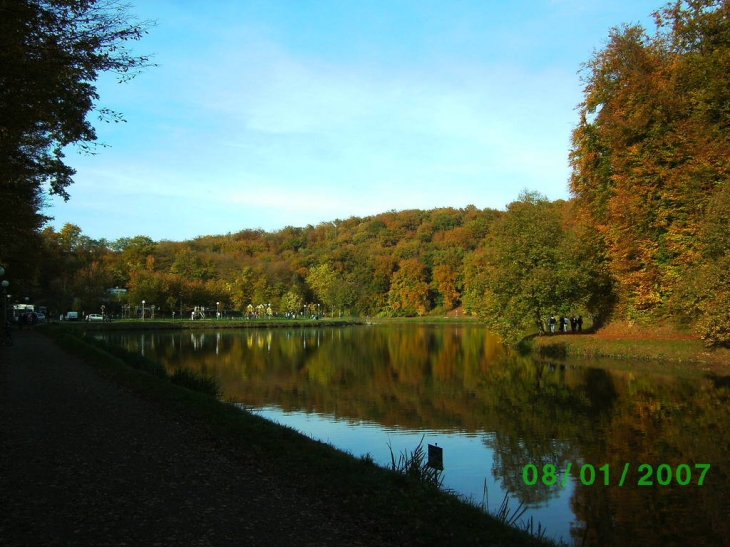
(0, 330, 393, 546)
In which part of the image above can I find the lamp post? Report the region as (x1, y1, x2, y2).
(216, 301, 220, 320)
(0, 266, 7, 324)
(142, 300, 145, 321)
(1, 281, 7, 325)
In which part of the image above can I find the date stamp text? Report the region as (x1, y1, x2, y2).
(522, 463, 711, 487)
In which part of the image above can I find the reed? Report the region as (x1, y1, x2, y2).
(387, 435, 444, 488)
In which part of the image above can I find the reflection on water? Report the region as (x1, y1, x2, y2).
(96, 324, 730, 546)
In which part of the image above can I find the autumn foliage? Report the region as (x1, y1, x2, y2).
(32, 207, 496, 322)
(5, 0, 730, 347)
(570, 0, 730, 344)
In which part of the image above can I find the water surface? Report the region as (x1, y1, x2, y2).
(96, 324, 730, 546)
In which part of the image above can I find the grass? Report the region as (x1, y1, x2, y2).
(531, 323, 730, 377)
(169, 367, 222, 398)
(536, 335, 700, 361)
(43, 324, 560, 547)
(373, 316, 478, 325)
(477, 481, 563, 545)
(387, 435, 444, 488)
(385, 439, 569, 546)
(52, 317, 363, 331)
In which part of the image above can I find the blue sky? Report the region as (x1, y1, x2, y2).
(48, 0, 661, 242)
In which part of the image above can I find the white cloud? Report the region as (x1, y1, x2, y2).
(50, 8, 588, 241)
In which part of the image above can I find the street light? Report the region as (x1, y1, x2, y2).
(1, 281, 8, 324)
(142, 300, 145, 321)
(216, 301, 220, 319)
(0, 266, 7, 325)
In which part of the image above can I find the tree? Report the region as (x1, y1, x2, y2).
(281, 290, 304, 314)
(115, 236, 157, 273)
(463, 192, 584, 345)
(306, 264, 338, 314)
(37, 223, 115, 313)
(674, 184, 730, 345)
(432, 264, 460, 310)
(570, 0, 730, 319)
(303, 263, 356, 316)
(387, 258, 431, 317)
(0, 0, 154, 273)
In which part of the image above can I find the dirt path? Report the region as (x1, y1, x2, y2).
(0, 329, 393, 546)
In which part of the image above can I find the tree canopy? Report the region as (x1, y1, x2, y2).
(462, 192, 592, 344)
(6, 0, 730, 347)
(0, 0, 154, 281)
(570, 0, 730, 340)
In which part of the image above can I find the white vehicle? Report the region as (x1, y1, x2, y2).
(65, 311, 79, 321)
(87, 314, 104, 321)
(13, 304, 33, 321)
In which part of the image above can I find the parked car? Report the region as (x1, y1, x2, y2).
(65, 311, 79, 321)
(87, 314, 104, 321)
(35, 313, 46, 324)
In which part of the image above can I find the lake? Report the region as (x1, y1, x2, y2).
(95, 323, 730, 546)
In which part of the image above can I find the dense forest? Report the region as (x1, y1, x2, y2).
(21, 192, 608, 345)
(3, 0, 730, 347)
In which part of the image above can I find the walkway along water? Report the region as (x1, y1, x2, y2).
(0, 329, 394, 546)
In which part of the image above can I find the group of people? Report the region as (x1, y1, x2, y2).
(548, 314, 583, 334)
(15, 312, 39, 329)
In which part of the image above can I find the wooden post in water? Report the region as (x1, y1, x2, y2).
(427, 444, 443, 471)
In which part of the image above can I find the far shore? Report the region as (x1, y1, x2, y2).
(43, 315, 730, 375)
(533, 323, 730, 376)
(44, 317, 364, 331)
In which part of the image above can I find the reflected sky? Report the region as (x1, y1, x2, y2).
(254, 405, 576, 543)
(96, 324, 730, 546)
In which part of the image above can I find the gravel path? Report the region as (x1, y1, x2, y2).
(0, 329, 394, 546)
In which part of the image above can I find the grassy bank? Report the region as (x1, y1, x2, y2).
(43, 325, 560, 547)
(532, 323, 730, 376)
(50, 317, 362, 331)
(370, 316, 479, 325)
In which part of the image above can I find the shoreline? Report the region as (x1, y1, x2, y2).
(532, 330, 730, 376)
(40, 326, 558, 547)
(47, 317, 363, 331)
